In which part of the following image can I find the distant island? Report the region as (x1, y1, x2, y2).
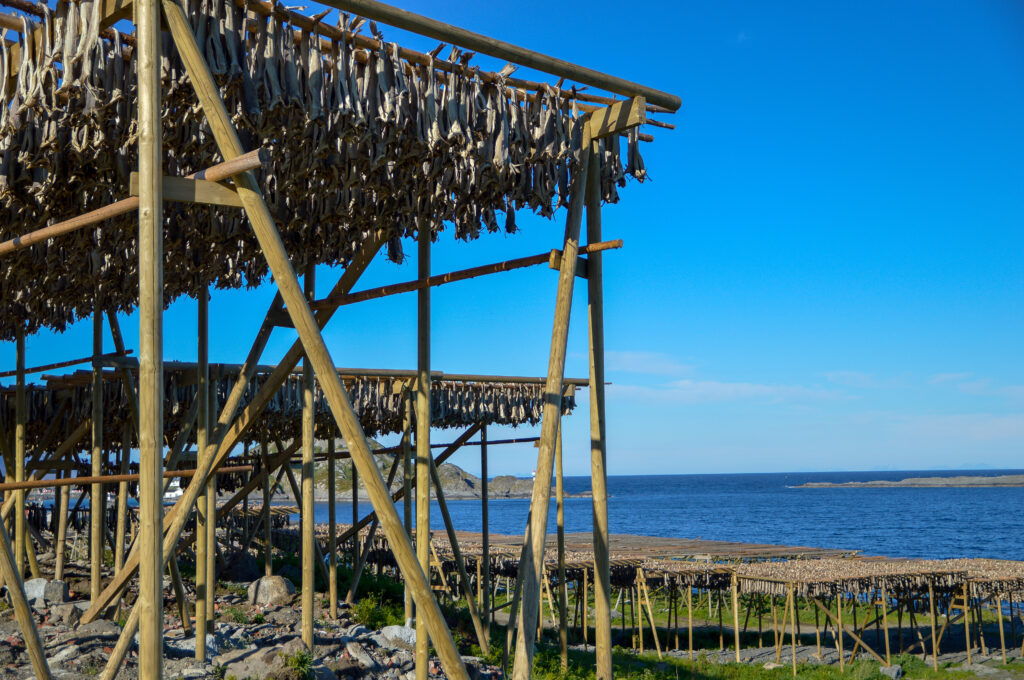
(796, 474, 1024, 489)
(261, 437, 591, 501)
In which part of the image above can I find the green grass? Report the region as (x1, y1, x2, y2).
(222, 605, 251, 624)
(351, 592, 404, 630)
(281, 648, 314, 680)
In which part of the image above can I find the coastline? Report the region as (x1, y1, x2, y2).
(795, 473, 1024, 489)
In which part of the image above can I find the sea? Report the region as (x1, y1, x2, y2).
(304, 469, 1024, 562)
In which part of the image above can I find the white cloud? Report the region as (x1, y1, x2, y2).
(605, 350, 691, 377)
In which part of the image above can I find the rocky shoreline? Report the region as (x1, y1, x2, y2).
(795, 474, 1024, 488)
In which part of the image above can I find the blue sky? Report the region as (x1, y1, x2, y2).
(3, 0, 1022, 476)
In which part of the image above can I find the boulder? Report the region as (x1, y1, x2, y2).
(247, 576, 296, 606)
(880, 665, 902, 680)
(23, 578, 47, 602)
(43, 580, 68, 604)
(377, 625, 416, 651)
(51, 603, 82, 627)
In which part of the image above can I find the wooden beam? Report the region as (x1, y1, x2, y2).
(0, 150, 265, 258)
(314, 240, 620, 311)
(810, 597, 886, 666)
(130, 174, 243, 208)
(586, 97, 646, 140)
(547, 252, 588, 279)
(195, 290, 210, 663)
(415, 224, 432, 680)
(512, 122, 593, 680)
(313, 0, 680, 110)
(0, 519, 52, 679)
(301, 266, 316, 651)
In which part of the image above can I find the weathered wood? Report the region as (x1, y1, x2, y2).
(313, 0, 681, 110)
(928, 582, 938, 670)
(264, 436, 274, 579)
(587, 97, 646, 140)
(811, 596, 886, 666)
(136, 0, 164, 673)
(0, 519, 51, 679)
(0, 151, 266, 257)
(732, 573, 741, 662)
(416, 225, 431, 680)
(480, 423, 489, 632)
(301, 265, 316, 651)
(115, 427, 130, 574)
(14, 326, 25, 576)
(129, 174, 243, 207)
(513, 124, 592, 680)
(555, 421, 567, 670)
(402, 389, 413, 622)
(195, 290, 210, 662)
(997, 596, 1007, 664)
(964, 583, 972, 665)
(169, 557, 192, 634)
(0, 351, 130, 379)
(327, 433, 337, 618)
(640, 571, 662, 658)
(0, 466, 251, 491)
(428, 455, 490, 654)
(880, 585, 891, 666)
(316, 240, 621, 310)
(91, 311, 104, 602)
(345, 455, 402, 604)
(54, 466, 70, 581)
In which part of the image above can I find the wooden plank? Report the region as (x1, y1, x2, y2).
(586, 97, 647, 140)
(130, 174, 243, 207)
(314, 0, 680, 110)
(547, 251, 588, 278)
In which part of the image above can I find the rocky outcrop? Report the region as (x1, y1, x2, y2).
(247, 575, 296, 606)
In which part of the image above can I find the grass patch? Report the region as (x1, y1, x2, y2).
(281, 648, 314, 680)
(351, 592, 404, 630)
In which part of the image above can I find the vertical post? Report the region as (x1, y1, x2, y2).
(585, 132, 612, 680)
(14, 326, 25, 577)
(136, 0, 164, 670)
(91, 311, 104, 599)
(789, 585, 796, 677)
(205, 390, 216, 631)
(964, 583, 972, 665)
(687, 585, 694, 660)
(997, 596, 1007, 665)
(115, 425, 130, 573)
(262, 433, 272, 577)
(351, 464, 359, 568)
(481, 423, 490, 633)
(880, 584, 891, 667)
(416, 225, 431, 680)
(514, 127, 592, 680)
(402, 390, 413, 624)
(555, 420, 568, 670)
(0, 518, 52, 680)
(837, 595, 844, 672)
(195, 291, 209, 661)
(301, 267, 316, 651)
(54, 466, 69, 581)
(927, 582, 938, 670)
(732, 574, 741, 662)
(328, 432, 337, 618)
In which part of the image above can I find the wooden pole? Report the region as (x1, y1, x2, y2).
(14, 325, 25, 577)
(263, 435, 273, 577)
(0, 518, 52, 679)
(789, 584, 796, 677)
(194, 291, 210, 661)
(160, 4, 465, 672)
(585, 132, 612, 680)
(90, 309, 104, 600)
(402, 389, 413, 624)
(351, 463, 359, 567)
(997, 596, 1007, 664)
(513, 128, 592, 680)
(114, 425, 130, 573)
(964, 584, 972, 665)
(837, 595, 844, 671)
(328, 433, 337, 618)
(427, 456, 490, 653)
(137, 0, 164, 670)
(416, 225, 431, 680)
(169, 557, 192, 634)
(928, 582, 938, 670)
(880, 585, 891, 667)
(688, 585, 694, 660)
(315, 0, 681, 110)
(555, 420, 568, 670)
(732, 573, 741, 662)
(54, 465, 69, 581)
(481, 423, 490, 633)
(301, 268, 316, 652)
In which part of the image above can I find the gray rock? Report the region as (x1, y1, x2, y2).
(880, 664, 902, 679)
(344, 623, 370, 638)
(247, 575, 296, 606)
(378, 625, 416, 651)
(43, 580, 68, 604)
(346, 641, 379, 669)
(23, 578, 47, 602)
(75, 619, 122, 637)
(50, 603, 81, 627)
(31, 597, 46, 610)
(164, 633, 220, 659)
(49, 645, 79, 664)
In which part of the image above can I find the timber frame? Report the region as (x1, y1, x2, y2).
(0, 0, 679, 678)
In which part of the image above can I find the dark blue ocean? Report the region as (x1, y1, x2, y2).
(306, 469, 1024, 561)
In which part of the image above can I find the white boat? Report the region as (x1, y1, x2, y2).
(163, 480, 184, 503)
